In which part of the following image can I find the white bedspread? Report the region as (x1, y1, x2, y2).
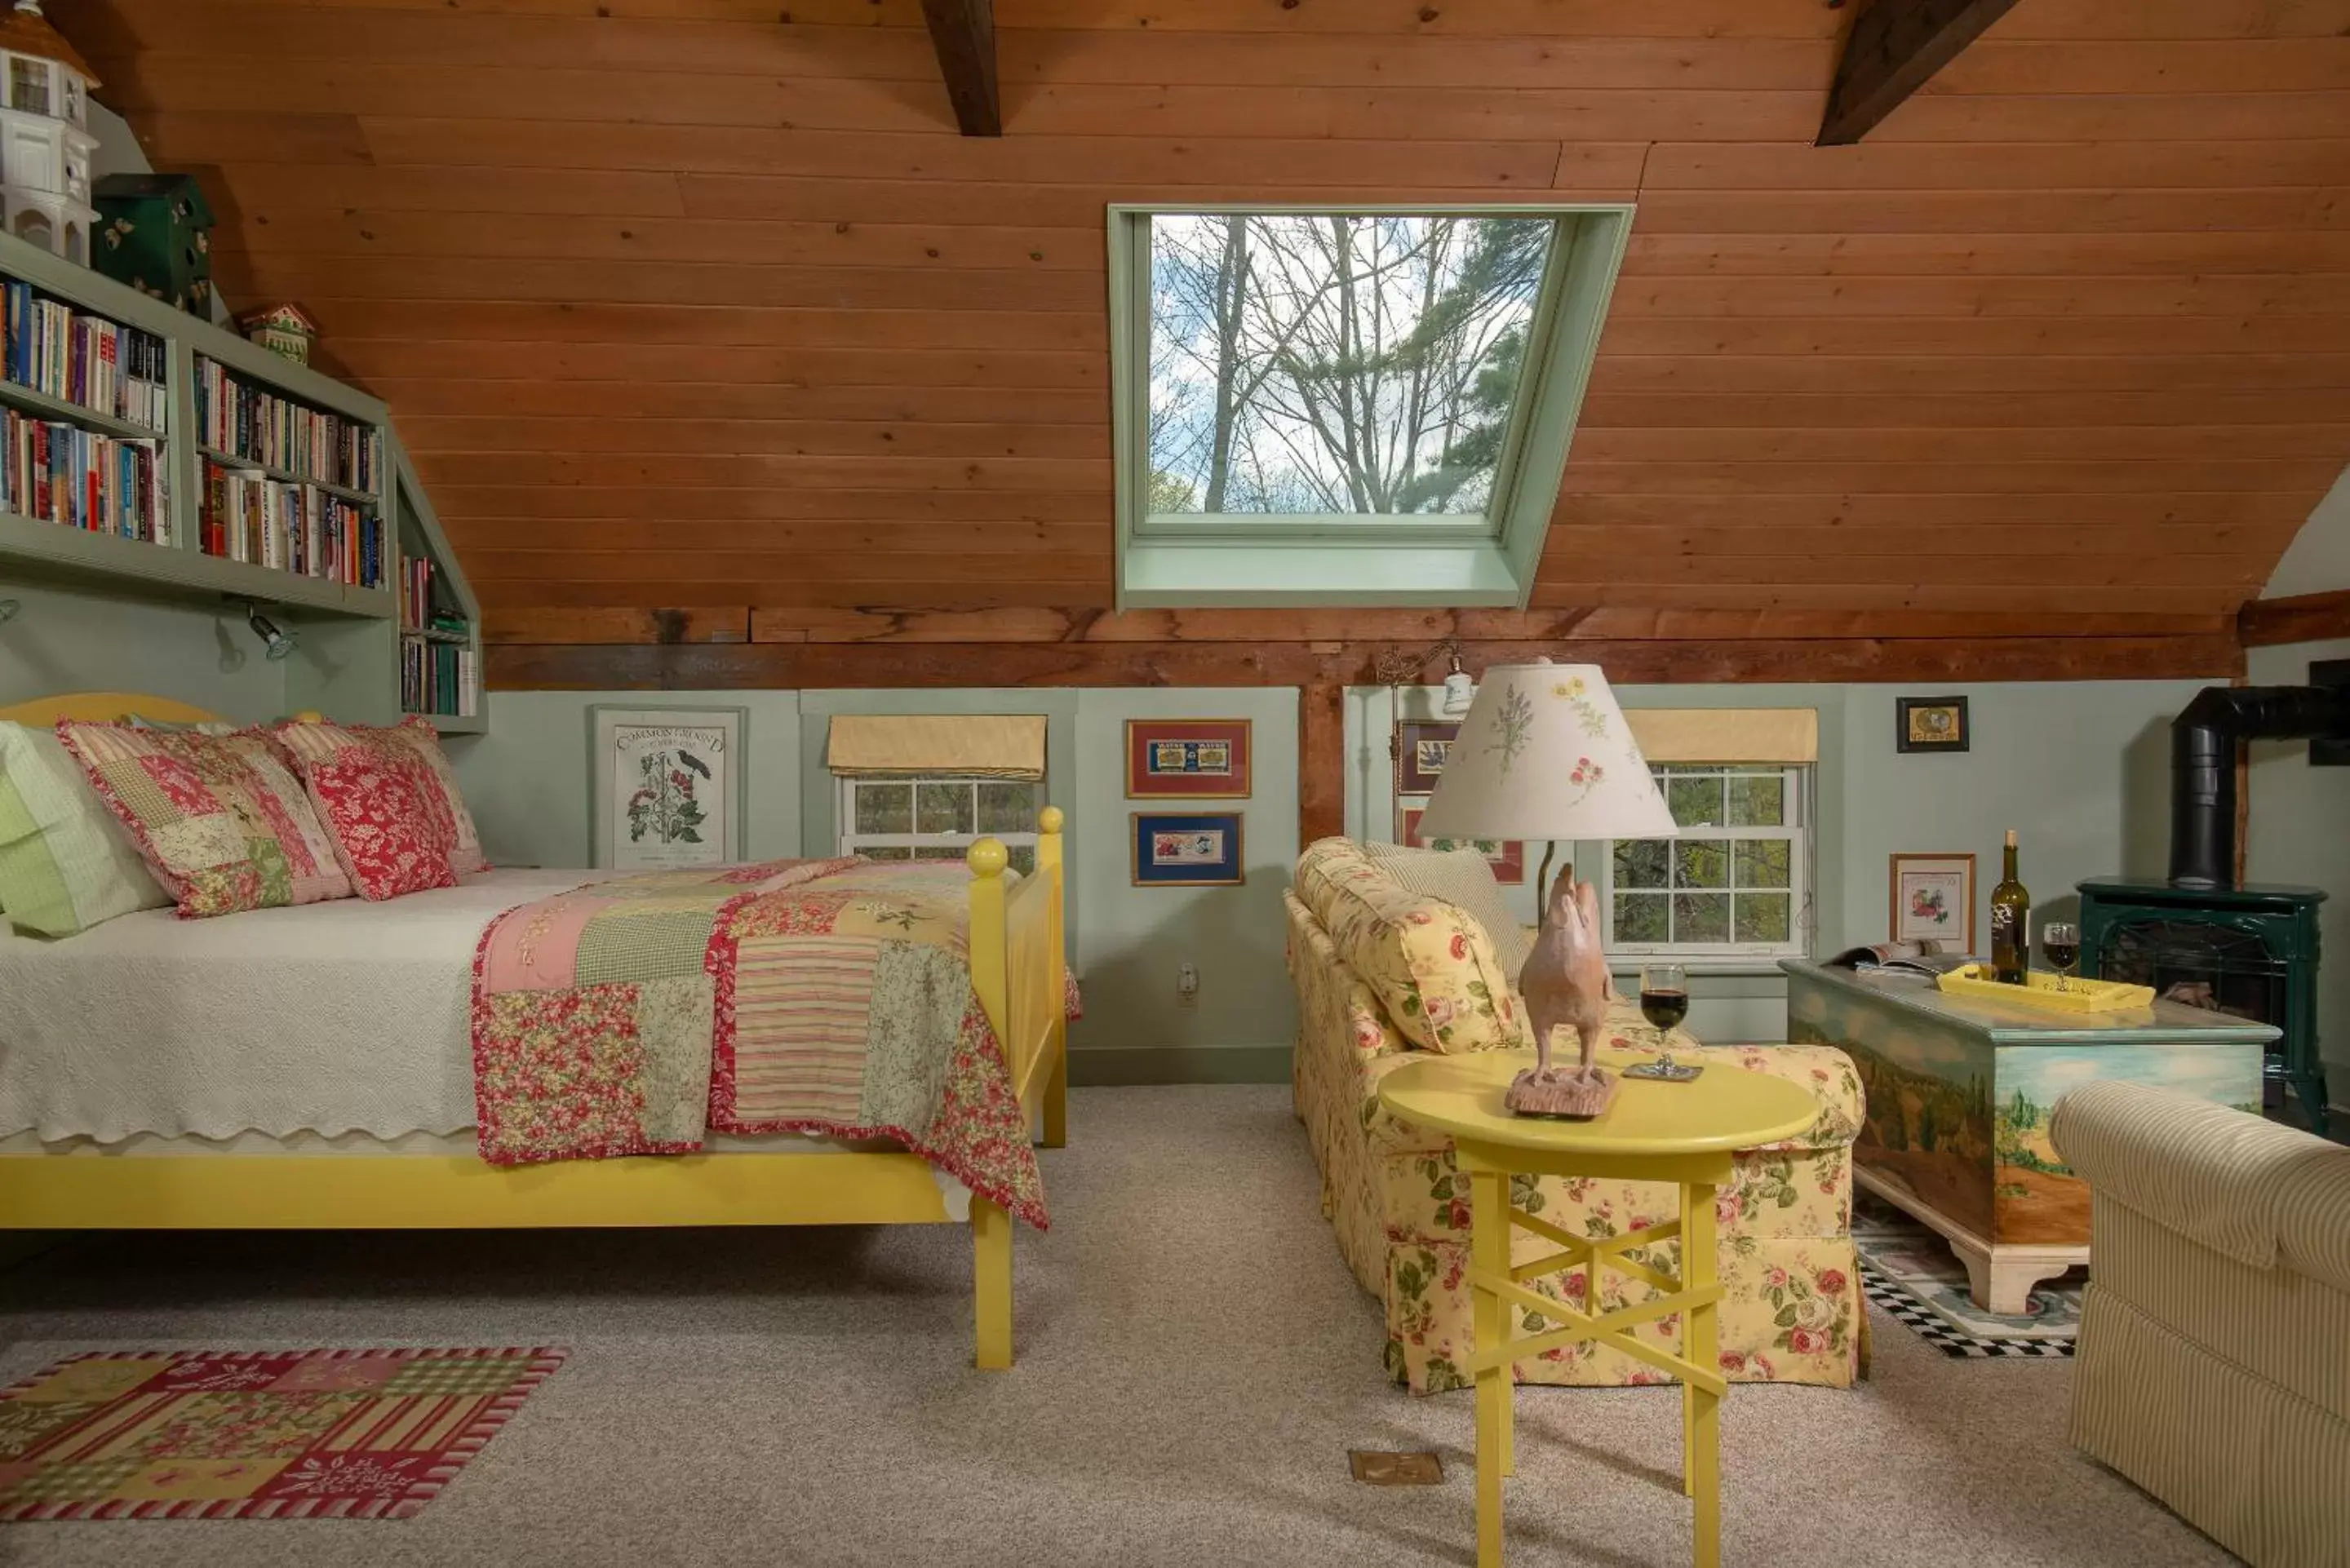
(0, 870, 602, 1143)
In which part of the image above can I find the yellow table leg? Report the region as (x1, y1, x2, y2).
(1472, 1167, 1510, 1568)
(1685, 1180, 1721, 1568)
(973, 1196, 1013, 1371)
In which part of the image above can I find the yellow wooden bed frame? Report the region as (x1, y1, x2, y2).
(0, 693, 1070, 1370)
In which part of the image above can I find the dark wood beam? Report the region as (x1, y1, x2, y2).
(487, 633, 2244, 692)
(1299, 684, 1346, 848)
(2239, 589, 2350, 649)
(1816, 0, 2022, 147)
(917, 0, 1000, 138)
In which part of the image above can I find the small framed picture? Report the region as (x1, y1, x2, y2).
(1896, 695, 1969, 754)
(1399, 800, 1526, 885)
(1890, 853, 1976, 949)
(1394, 720, 1460, 795)
(1132, 812, 1245, 888)
(1126, 719, 1252, 799)
(589, 704, 748, 870)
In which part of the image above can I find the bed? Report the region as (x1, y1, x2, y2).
(0, 692, 1070, 1370)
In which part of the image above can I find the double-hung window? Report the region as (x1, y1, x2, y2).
(1108, 205, 1633, 608)
(837, 777, 1041, 876)
(1603, 764, 1811, 963)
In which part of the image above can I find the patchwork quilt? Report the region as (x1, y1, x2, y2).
(472, 857, 1051, 1229)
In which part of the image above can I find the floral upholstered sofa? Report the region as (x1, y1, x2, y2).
(1287, 837, 1866, 1393)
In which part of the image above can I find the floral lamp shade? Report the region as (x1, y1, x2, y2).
(1416, 661, 1676, 844)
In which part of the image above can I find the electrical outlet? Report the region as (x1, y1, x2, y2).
(1177, 963, 1199, 1008)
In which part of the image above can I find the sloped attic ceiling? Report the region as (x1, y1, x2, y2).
(69, 0, 2350, 637)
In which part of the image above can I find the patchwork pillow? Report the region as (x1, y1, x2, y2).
(272, 718, 486, 875)
(305, 751, 459, 901)
(1293, 837, 1532, 1056)
(56, 723, 352, 918)
(0, 720, 171, 937)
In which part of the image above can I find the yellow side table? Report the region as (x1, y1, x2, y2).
(1378, 1047, 1819, 1568)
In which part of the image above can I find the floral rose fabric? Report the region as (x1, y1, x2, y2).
(1292, 837, 1530, 1055)
(1285, 885, 1867, 1392)
(56, 722, 352, 918)
(306, 753, 459, 901)
(273, 718, 486, 875)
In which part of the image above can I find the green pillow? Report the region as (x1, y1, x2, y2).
(0, 720, 171, 937)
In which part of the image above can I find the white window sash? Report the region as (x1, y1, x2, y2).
(1601, 764, 1811, 963)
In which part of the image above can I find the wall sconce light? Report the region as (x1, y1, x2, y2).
(1373, 636, 1478, 715)
(245, 605, 297, 662)
(1439, 650, 1476, 717)
(0, 595, 20, 625)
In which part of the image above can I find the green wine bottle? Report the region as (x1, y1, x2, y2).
(1989, 828, 2031, 985)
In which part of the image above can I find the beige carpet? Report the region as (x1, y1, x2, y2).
(0, 1086, 2231, 1566)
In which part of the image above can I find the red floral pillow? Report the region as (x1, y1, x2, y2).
(304, 752, 458, 901)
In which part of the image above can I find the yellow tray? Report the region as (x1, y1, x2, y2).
(1935, 964, 2154, 1014)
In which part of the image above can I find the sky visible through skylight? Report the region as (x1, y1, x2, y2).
(1145, 213, 1557, 520)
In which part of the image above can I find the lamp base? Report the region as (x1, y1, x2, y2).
(1505, 1065, 1616, 1119)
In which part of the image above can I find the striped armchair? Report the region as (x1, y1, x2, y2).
(2051, 1082, 2350, 1568)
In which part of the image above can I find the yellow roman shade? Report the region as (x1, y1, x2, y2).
(825, 715, 1047, 780)
(1626, 708, 1818, 765)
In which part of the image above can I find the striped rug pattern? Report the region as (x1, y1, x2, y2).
(0, 1347, 564, 1521)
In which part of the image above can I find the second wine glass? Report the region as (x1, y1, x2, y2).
(1640, 961, 1689, 1064)
(2042, 921, 2080, 993)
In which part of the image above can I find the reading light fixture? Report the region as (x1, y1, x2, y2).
(245, 605, 297, 662)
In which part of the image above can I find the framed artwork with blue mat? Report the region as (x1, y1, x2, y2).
(1131, 812, 1244, 888)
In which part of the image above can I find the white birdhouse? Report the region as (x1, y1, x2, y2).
(0, 1, 97, 265)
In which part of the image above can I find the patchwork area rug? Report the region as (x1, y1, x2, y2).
(0, 1347, 565, 1520)
(1854, 1196, 2081, 1359)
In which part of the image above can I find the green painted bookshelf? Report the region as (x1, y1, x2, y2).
(0, 228, 482, 736)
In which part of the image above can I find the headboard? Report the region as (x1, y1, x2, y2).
(0, 693, 224, 726)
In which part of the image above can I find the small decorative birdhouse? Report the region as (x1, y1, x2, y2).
(237, 302, 318, 366)
(0, 0, 100, 266)
(91, 171, 215, 316)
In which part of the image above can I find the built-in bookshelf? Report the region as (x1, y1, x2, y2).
(0, 228, 483, 736)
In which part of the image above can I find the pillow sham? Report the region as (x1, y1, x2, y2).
(305, 751, 459, 900)
(272, 717, 486, 875)
(0, 720, 171, 937)
(56, 722, 352, 918)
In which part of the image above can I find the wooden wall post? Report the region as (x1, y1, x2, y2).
(1299, 683, 1346, 848)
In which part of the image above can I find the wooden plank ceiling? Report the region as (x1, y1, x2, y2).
(69, 0, 2350, 683)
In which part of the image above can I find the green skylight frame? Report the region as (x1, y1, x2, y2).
(1108, 202, 1634, 610)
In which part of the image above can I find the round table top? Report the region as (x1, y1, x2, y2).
(1377, 1048, 1820, 1158)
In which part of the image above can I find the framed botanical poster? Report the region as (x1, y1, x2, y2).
(1399, 800, 1527, 885)
(588, 705, 748, 870)
(1131, 811, 1245, 888)
(1125, 719, 1251, 799)
(1896, 694, 1969, 754)
(1890, 852, 1975, 950)
(1394, 720, 1459, 796)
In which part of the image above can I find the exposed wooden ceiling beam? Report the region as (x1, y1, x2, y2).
(918, 0, 1000, 138)
(1816, 0, 2022, 147)
(2240, 589, 2350, 649)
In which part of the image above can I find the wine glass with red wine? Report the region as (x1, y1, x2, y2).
(2042, 921, 2080, 992)
(1641, 961, 1689, 1068)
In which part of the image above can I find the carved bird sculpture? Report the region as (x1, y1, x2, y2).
(1508, 869, 1618, 1117)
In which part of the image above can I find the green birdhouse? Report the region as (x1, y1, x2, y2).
(91, 171, 214, 316)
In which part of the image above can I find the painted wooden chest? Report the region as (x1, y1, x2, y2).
(1780, 959, 2272, 1312)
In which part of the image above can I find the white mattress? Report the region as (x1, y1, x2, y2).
(0, 870, 601, 1144)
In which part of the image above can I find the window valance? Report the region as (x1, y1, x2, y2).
(824, 715, 1047, 781)
(1626, 708, 1818, 765)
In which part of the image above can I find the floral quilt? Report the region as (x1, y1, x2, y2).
(472, 857, 1051, 1229)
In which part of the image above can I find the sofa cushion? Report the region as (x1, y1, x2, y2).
(1294, 837, 1530, 1055)
(1361, 841, 1534, 976)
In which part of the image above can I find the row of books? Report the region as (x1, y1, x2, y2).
(197, 458, 386, 589)
(401, 635, 478, 719)
(194, 355, 382, 494)
(4, 412, 168, 543)
(397, 555, 441, 630)
(3, 279, 170, 432)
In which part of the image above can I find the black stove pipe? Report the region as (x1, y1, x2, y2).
(2170, 684, 2350, 888)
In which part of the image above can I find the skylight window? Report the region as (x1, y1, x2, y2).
(1110, 205, 1632, 609)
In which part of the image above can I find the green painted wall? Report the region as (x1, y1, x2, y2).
(454, 685, 1300, 1085)
(2245, 637, 2350, 1114)
(0, 580, 287, 723)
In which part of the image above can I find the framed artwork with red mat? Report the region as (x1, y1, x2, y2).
(0, 1347, 565, 1520)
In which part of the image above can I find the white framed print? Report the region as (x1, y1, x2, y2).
(1889, 852, 1976, 950)
(588, 705, 748, 870)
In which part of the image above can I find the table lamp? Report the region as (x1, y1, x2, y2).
(1417, 660, 1677, 1117)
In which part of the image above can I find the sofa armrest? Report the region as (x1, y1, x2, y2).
(2050, 1080, 2342, 1272)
